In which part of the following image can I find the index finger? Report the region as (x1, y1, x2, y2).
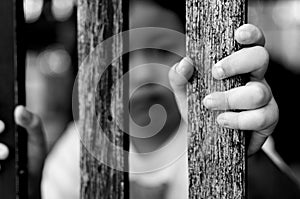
(235, 24, 265, 46)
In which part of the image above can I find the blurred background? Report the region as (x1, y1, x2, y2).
(23, 0, 300, 183)
(249, 0, 300, 184)
(23, 0, 77, 151)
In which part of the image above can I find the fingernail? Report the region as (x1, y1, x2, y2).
(184, 57, 194, 65)
(0, 121, 5, 134)
(203, 95, 215, 109)
(20, 110, 32, 125)
(212, 62, 225, 79)
(176, 57, 193, 75)
(239, 30, 251, 42)
(217, 115, 228, 127)
(0, 144, 9, 160)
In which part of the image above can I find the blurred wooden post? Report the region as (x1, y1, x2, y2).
(186, 0, 247, 198)
(78, 0, 129, 198)
(0, 0, 27, 198)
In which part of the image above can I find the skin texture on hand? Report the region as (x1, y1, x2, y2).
(169, 24, 279, 156)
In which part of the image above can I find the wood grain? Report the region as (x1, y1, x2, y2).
(78, 0, 128, 198)
(186, 0, 247, 198)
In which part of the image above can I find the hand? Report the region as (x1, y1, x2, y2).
(0, 105, 46, 198)
(169, 24, 279, 156)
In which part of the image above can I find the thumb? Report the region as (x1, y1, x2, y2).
(14, 105, 45, 147)
(169, 57, 194, 122)
(14, 105, 46, 198)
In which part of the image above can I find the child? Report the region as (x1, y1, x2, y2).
(0, 0, 283, 198)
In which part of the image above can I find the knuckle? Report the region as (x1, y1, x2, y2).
(255, 46, 269, 68)
(272, 102, 280, 125)
(252, 83, 270, 107)
(30, 115, 42, 129)
(240, 24, 265, 45)
(246, 24, 258, 39)
(255, 112, 267, 130)
(238, 24, 254, 34)
(252, 26, 262, 40)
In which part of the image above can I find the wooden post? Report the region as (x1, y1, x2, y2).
(0, 0, 27, 198)
(78, 0, 129, 198)
(186, 0, 247, 198)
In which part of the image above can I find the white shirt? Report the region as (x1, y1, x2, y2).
(42, 121, 188, 199)
(41, 122, 282, 199)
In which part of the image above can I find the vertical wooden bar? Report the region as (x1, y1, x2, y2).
(0, 0, 27, 198)
(122, 2, 130, 198)
(78, 0, 129, 198)
(186, 0, 247, 198)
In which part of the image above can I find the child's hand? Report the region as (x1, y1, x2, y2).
(169, 24, 279, 156)
(0, 105, 46, 198)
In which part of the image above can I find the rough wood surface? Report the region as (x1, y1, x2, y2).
(186, 0, 247, 198)
(78, 0, 128, 198)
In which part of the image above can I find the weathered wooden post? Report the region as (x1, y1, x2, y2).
(77, 0, 129, 198)
(186, 0, 247, 198)
(0, 0, 27, 198)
